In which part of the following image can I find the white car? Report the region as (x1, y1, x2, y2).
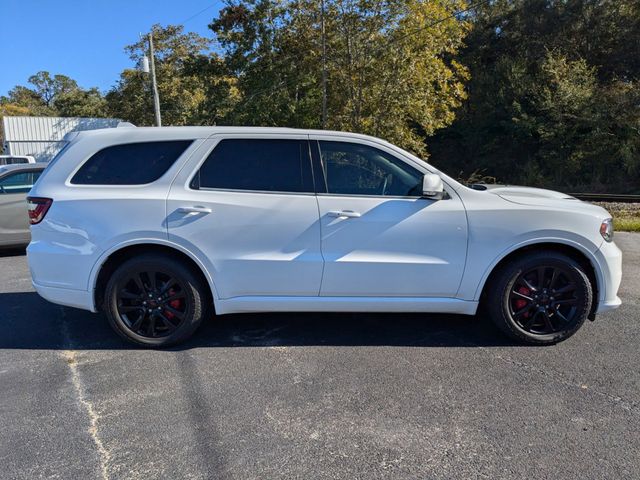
(26, 127, 622, 347)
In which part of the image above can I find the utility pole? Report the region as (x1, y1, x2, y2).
(320, 0, 327, 129)
(148, 33, 162, 127)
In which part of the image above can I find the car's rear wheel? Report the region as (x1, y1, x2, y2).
(486, 251, 593, 345)
(104, 253, 208, 347)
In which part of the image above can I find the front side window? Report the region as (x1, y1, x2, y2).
(0, 170, 41, 194)
(71, 140, 192, 185)
(318, 141, 423, 196)
(192, 139, 314, 193)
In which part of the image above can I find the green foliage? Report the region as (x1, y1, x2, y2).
(0, 71, 109, 143)
(105, 25, 229, 126)
(211, 0, 470, 155)
(2, 0, 638, 194)
(430, 0, 640, 192)
(0, 70, 108, 118)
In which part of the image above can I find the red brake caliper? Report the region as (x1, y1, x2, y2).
(515, 286, 531, 318)
(164, 289, 182, 320)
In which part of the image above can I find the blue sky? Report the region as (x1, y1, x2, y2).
(0, 0, 224, 97)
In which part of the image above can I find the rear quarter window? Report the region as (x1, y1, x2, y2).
(71, 140, 192, 185)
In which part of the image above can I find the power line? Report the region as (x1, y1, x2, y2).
(177, 2, 219, 25)
(155, 0, 490, 123)
(146, 2, 219, 34)
(366, 0, 488, 65)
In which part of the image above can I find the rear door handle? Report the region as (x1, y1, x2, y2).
(178, 206, 212, 214)
(328, 210, 361, 218)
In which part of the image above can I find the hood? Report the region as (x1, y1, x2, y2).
(484, 185, 576, 204)
(475, 184, 610, 217)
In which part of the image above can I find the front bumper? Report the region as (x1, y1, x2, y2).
(594, 239, 622, 314)
(597, 296, 622, 313)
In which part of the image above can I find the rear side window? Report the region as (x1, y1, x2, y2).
(71, 141, 192, 185)
(191, 139, 314, 193)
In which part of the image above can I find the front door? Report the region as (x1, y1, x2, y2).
(312, 138, 468, 298)
(167, 136, 323, 299)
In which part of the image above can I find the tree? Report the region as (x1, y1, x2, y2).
(55, 87, 108, 117)
(0, 71, 108, 118)
(429, 0, 640, 192)
(1, 85, 51, 115)
(210, 0, 322, 128)
(106, 24, 236, 126)
(211, 0, 470, 155)
(28, 71, 79, 107)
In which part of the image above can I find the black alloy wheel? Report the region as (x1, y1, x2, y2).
(508, 265, 579, 335)
(487, 251, 593, 345)
(105, 253, 208, 347)
(116, 270, 188, 338)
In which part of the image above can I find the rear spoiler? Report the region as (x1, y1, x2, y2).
(61, 121, 136, 143)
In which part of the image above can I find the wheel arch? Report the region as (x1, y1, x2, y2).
(476, 241, 601, 318)
(91, 240, 218, 312)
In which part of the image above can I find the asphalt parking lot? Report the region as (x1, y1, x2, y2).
(1, 234, 638, 480)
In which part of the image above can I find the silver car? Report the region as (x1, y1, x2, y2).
(0, 163, 47, 248)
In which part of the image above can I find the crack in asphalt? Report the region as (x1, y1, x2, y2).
(60, 307, 111, 480)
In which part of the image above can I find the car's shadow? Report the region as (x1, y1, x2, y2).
(0, 291, 519, 350)
(0, 247, 27, 258)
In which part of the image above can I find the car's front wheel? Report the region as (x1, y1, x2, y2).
(487, 251, 593, 345)
(104, 253, 208, 347)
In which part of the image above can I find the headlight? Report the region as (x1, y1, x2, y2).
(600, 218, 614, 242)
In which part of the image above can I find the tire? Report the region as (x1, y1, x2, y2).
(486, 251, 593, 345)
(104, 253, 208, 347)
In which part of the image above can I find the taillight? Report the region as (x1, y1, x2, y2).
(27, 197, 53, 225)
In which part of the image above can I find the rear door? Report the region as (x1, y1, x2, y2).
(166, 135, 323, 299)
(0, 169, 42, 246)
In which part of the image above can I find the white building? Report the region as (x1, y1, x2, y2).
(2, 116, 123, 162)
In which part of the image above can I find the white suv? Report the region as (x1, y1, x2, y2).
(26, 127, 622, 347)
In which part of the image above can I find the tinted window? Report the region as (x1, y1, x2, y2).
(71, 141, 192, 185)
(319, 141, 423, 196)
(193, 139, 314, 193)
(0, 170, 41, 194)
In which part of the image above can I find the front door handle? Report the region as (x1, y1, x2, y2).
(178, 206, 212, 214)
(328, 210, 361, 218)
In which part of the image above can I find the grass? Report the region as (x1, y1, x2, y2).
(613, 217, 640, 232)
(594, 202, 640, 233)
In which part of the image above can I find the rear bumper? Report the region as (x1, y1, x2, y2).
(32, 281, 95, 312)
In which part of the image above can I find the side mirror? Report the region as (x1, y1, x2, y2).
(422, 173, 444, 200)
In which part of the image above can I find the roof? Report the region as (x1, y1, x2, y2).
(69, 125, 394, 145)
(0, 163, 48, 176)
